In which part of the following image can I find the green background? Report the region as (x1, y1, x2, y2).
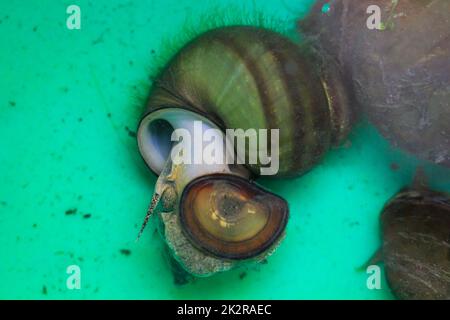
(1, 0, 449, 299)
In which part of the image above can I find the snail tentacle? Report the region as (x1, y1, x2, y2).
(136, 192, 161, 241)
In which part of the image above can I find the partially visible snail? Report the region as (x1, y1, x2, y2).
(371, 170, 450, 299)
(136, 26, 353, 277)
(300, 0, 450, 167)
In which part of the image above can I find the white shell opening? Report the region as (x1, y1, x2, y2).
(138, 108, 228, 175)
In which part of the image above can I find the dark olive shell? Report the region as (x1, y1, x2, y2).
(380, 188, 450, 300)
(139, 26, 353, 177)
(300, 0, 450, 167)
(179, 174, 289, 260)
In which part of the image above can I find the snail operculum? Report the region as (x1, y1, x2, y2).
(180, 174, 289, 261)
(142, 157, 288, 277)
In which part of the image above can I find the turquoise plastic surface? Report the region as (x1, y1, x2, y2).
(1, 0, 449, 299)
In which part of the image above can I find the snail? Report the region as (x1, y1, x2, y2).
(369, 169, 450, 300)
(300, 0, 450, 167)
(136, 26, 353, 277)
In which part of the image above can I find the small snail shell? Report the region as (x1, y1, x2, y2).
(301, 0, 450, 167)
(379, 182, 450, 299)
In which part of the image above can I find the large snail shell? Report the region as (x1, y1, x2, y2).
(138, 26, 353, 177)
(180, 174, 288, 260)
(301, 0, 450, 167)
(380, 188, 450, 300)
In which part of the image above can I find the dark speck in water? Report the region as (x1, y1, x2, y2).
(1, 201, 6, 206)
(151, 49, 156, 54)
(239, 272, 247, 280)
(42, 286, 47, 295)
(83, 213, 92, 219)
(107, 113, 112, 118)
(65, 208, 77, 215)
(32, 223, 37, 228)
(349, 221, 360, 227)
(125, 126, 137, 138)
(120, 249, 131, 256)
(9, 101, 16, 107)
(92, 30, 108, 45)
(390, 163, 400, 171)
(33, 26, 38, 32)
(261, 259, 268, 265)
(78, 117, 83, 122)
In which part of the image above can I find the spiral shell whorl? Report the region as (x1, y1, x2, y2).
(141, 26, 352, 177)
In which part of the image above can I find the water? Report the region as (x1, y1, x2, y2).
(1, 0, 449, 299)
